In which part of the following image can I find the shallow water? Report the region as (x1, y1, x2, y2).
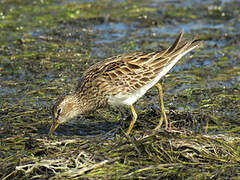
(0, 0, 239, 132)
(0, 0, 240, 178)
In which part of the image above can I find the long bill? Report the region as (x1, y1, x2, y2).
(48, 122, 60, 136)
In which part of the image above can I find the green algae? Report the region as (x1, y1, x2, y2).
(0, 0, 240, 179)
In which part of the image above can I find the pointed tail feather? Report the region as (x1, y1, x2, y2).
(166, 31, 202, 58)
(166, 30, 184, 54)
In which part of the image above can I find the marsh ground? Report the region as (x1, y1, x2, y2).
(0, 0, 240, 179)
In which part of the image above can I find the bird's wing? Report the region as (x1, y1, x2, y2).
(79, 31, 202, 95)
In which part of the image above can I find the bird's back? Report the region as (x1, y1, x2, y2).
(76, 31, 202, 107)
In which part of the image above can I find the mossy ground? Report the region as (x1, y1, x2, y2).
(0, 0, 240, 179)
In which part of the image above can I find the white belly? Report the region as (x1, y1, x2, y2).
(108, 47, 196, 106)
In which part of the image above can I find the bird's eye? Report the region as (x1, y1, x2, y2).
(57, 108, 62, 115)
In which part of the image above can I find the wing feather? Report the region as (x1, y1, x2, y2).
(78, 30, 202, 96)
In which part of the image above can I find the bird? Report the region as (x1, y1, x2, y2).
(48, 30, 202, 136)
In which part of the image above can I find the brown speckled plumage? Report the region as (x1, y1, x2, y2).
(49, 30, 202, 136)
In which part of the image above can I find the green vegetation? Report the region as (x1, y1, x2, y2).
(0, 0, 239, 179)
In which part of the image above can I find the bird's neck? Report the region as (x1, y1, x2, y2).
(73, 92, 96, 114)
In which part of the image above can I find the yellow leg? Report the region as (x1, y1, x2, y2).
(154, 83, 168, 130)
(126, 105, 138, 135)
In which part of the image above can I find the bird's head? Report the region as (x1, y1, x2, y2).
(48, 95, 81, 136)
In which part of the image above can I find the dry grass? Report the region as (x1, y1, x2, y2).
(2, 128, 240, 179)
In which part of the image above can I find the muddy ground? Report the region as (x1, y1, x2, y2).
(0, 0, 240, 179)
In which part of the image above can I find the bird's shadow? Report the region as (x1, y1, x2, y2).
(38, 114, 132, 137)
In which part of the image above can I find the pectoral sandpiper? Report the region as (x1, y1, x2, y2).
(48, 30, 202, 136)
